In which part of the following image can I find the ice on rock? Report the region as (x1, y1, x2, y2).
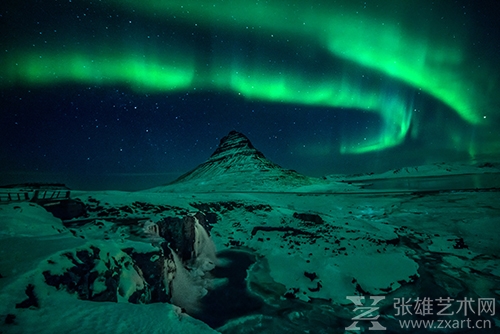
(194, 219, 217, 271)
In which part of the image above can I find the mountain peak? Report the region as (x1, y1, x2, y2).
(210, 130, 265, 161)
(165, 131, 314, 191)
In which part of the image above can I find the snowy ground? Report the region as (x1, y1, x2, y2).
(1, 168, 499, 333)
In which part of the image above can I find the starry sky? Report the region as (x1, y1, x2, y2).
(1, 0, 500, 190)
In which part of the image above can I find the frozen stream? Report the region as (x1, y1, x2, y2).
(195, 243, 498, 333)
(195, 250, 354, 333)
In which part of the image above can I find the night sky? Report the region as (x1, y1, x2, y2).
(1, 0, 499, 191)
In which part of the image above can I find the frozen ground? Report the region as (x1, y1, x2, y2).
(1, 168, 499, 333)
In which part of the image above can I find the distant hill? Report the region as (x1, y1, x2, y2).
(325, 161, 500, 181)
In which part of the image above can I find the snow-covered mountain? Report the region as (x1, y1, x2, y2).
(154, 131, 318, 192)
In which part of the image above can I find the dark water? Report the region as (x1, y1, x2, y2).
(194, 250, 264, 328)
(355, 173, 500, 192)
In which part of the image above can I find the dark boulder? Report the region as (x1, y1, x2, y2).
(40, 199, 87, 220)
(15, 284, 38, 309)
(293, 212, 324, 225)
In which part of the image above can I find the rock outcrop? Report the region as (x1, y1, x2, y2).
(42, 212, 216, 313)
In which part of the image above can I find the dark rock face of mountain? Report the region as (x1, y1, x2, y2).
(210, 130, 265, 161)
(174, 130, 273, 181)
(170, 131, 312, 189)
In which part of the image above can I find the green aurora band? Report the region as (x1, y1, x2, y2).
(5, 52, 195, 92)
(2, 0, 499, 156)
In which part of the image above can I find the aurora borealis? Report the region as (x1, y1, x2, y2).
(1, 0, 499, 190)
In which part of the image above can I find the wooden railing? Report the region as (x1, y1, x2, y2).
(32, 190, 71, 202)
(0, 189, 70, 203)
(0, 191, 31, 202)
